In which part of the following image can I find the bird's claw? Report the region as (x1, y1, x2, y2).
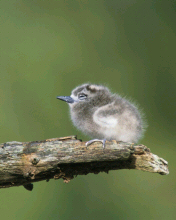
(86, 139, 106, 148)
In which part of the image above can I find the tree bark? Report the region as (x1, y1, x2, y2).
(0, 136, 169, 190)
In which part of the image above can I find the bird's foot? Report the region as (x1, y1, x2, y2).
(86, 139, 106, 148)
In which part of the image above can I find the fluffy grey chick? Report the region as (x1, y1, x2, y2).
(57, 84, 146, 144)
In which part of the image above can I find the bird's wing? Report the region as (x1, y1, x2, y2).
(93, 103, 118, 128)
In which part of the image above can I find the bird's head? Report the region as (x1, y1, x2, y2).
(57, 84, 113, 109)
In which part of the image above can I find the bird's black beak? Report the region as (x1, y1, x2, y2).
(56, 96, 75, 103)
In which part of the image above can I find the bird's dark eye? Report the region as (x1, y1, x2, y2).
(78, 93, 87, 100)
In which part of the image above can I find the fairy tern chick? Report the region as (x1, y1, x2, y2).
(57, 84, 146, 147)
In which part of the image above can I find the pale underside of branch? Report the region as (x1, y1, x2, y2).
(0, 136, 169, 191)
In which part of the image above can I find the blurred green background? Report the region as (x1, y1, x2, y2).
(1, 0, 176, 219)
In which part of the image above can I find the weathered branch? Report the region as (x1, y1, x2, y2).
(0, 136, 169, 190)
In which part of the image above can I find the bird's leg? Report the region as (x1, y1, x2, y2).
(86, 139, 106, 148)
